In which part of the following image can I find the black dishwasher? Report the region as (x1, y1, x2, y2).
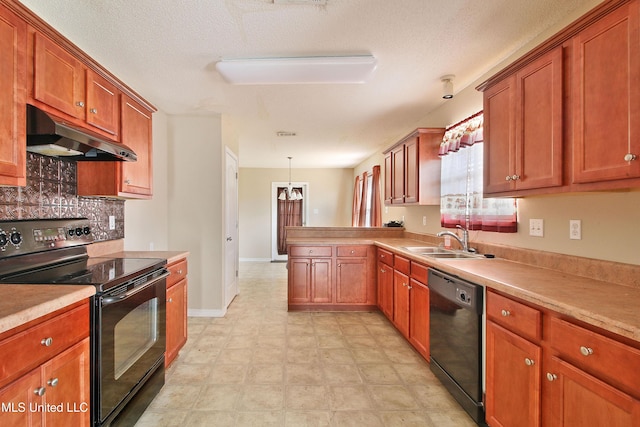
(428, 268, 486, 426)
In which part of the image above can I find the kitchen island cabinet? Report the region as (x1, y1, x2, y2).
(166, 257, 188, 367)
(0, 3, 27, 187)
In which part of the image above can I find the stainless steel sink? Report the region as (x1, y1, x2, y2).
(425, 252, 485, 259)
(402, 246, 445, 253)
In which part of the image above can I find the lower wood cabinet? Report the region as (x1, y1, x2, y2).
(392, 268, 410, 338)
(0, 302, 90, 426)
(408, 262, 430, 361)
(288, 244, 375, 310)
(377, 259, 394, 319)
(165, 257, 188, 367)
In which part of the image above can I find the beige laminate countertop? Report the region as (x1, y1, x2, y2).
(0, 285, 95, 335)
(288, 237, 640, 343)
(105, 251, 189, 265)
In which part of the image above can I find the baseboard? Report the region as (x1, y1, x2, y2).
(187, 308, 227, 317)
(239, 258, 272, 262)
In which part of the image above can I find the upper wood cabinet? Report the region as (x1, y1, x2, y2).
(483, 47, 564, 195)
(383, 127, 445, 205)
(0, 3, 27, 186)
(572, 0, 640, 184)
(86, 69, 120, 136)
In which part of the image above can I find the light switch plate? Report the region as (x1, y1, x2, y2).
(109, 215, 116, 230)
(529, 219, 544, 237)
(569, 219, 582, 240)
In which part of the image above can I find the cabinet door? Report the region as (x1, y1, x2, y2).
(545, 356, 640, 427)
(311, 258, 332, 303)
(86, 70, 119, 136)
(572, 1, 640, 183)
(377, 260, 393, 319)
(33, 32, 85, 119)
(42, 337, 90, 427)
(391, 145, 404, 203)
(120, 95, 153, 197)
(483, 76, 516, 194)
(0, 4, 26, 186)
(486, 321, 541, 427)
(408, 278, 429, 360)
(336, 258, 367, 304)
(0, 368, 43, 426)
(166, 278, 188, 367)
(393, 269, 410, 338)
(404, 138, 419, 203)
(515, 46, 563, 190)
(288, 258, 311, 303)
(384, 152, 392, 204)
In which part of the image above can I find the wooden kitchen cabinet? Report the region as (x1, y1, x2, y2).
(288, 246, 333, 306)
(392, 255, 410, 338)
(483, 46, 563, 196)
(335, 245, 374, 305)
(383, 128, 445, 205)
(377, 248, 394, 319)
(408, 262, 429, 361)
(85, 69, 120, 137)
(0, 3, 27, 187)
(165, 257, 188, 367)
(0, 301, 90, 427)
(572, 0, 640, 184)
(76, 95, 154, 198)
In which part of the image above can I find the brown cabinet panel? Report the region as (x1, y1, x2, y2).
(408, 278, 429, 360)
(0, 368, 42, 426)
(572, 0, 640, 183)
(336, 258, 367, 304)
(377, 260, 393, 319)
(311, 258, 332, 303)
(391, 144, 405, 204)
(0, 4, 26, 186)
(486, 321, 542, 427)
(487, 290, 542, 342)
(289, 245, 332, 258)
(404, 138, 418, 203)
(120, 95, 153, 196)
(384, 152, 392, 204)
(166, 278, 188, 367)
(393, 269, 410, 338)
(288, 258, 311, 303)
(86, 69, 119, 136)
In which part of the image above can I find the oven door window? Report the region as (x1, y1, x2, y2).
(99, 279, 166, 421)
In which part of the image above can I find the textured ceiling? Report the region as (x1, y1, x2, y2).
(19, 0, 597, 168)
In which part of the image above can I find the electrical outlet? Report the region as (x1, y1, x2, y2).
(422, 216, 427, 226)
(529, 219, 544, 237)
(570, 219, 582, 240)
(108, 215, 116, 230)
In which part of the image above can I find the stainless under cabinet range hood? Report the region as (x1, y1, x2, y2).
(26, 104, 137, 161)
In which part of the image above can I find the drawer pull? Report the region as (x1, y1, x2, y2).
(546, 373, 558, 382)
(41, 337, 53, 347)
(580, 346, 594, 356)
(501, 309, 511, 317)
(524, 357, 535, 366)
(34, 387, 46, 396)
(47, 378, 59, 387)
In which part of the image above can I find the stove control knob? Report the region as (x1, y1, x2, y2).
(0, 233, 7, 247)
(68, 228, 75, 237)
(10, 231, 21, 246)
(83, 226, 91, 235)
(75, 227, 83, 236)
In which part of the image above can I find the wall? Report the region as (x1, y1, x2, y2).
(355, 0, 640, 266)
(239, 167, 353, 260)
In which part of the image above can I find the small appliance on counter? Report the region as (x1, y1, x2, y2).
(384, 220, 404, 227)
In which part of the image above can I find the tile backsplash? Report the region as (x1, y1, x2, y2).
(0, 153, 124, 241)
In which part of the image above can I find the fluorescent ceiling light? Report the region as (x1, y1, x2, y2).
(215, 55, 377, 85)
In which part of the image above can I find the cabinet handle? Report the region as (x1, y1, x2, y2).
(524, 357, 535, 366)
(41, 337, 53, 347)
(546, 373, 558, 382)
(76, 101, 85, 107)
(579, 346, 594, 356)
(90, 108, 98, 114)
(47, 378, 59, 387)
(624, 153, 637, 162)
(501, 309, 510, 317)
(34, 387, 46, 396)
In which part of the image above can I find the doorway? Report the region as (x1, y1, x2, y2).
(271, 182, 309, 262)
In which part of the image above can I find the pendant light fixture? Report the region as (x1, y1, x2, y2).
(278, 156, 303, 201)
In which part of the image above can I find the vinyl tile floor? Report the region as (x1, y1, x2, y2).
(135, 261, 477, 427)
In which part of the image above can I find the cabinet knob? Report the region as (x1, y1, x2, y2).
(168, 298, 173, 303)
(380, 268, 386, 273)
(505, 175, 512, 181)
(34, 387, 46, 396)
(579, 346, 594, 356)
(624, 153, 638, 161)
(511, 174, 520, 181)
(501, 309, 510, 317)
(407, 286, 412, 290)
(337, 264, 341, 267)
(402, 282, 407, 287)
(524, 357, 535, 366)
(76, 101, 85, 107)
(41, 337, 53, 347)
(90, 108, 98, 114)
(546, 373, 558, 382)
(177, 270, 183, 274)
(47, 378, 59, 387)
(350, 250, 355, 254)
(124, 179, 131, 184)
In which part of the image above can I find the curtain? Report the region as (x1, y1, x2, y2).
(371, 165, 382, 227)
(440, 113, 517, 233)
(358, 171, 368, 227)
(352, 175, 361, 226)
(277, 186, 303, 255)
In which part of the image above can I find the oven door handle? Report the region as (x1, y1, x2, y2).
(102, 270, 170, 306)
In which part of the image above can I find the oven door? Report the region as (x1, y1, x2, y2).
(95, 269, 168, 424)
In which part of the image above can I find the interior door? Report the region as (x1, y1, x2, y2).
(224, 148, 239, 308)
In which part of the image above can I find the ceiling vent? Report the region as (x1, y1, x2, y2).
(273, 0, 327, 5)
(276, 131, 297, 137)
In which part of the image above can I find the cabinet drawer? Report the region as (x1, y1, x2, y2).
(167, 258, 188, 287)
(377, 248, 394, 266)
(410, 262, 429, 284)
(394, 255, 410, 275)
(289, 246, 332, 257)
(336, 245, 368, 257)
(0, 303, 89, 387)
(487, 291, 541, 341)
(548, 316, 640, 396)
